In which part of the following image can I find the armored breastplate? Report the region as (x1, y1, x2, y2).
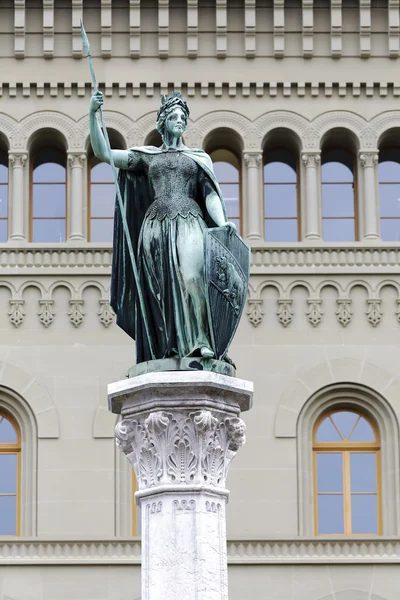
(146, 151, 203, 220)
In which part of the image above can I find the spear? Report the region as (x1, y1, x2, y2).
(80, 20, 155, 360)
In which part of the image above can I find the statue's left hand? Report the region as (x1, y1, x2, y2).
(224, 221, 237, 236)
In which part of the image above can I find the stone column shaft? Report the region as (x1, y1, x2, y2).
(9, 152, 28, 241)
(68, 153, 86, 241)
(110, 372, 252, 600)
(360, 152, 379, 240)
(302, 152, 321, 240)
(243, 152, 262, 240)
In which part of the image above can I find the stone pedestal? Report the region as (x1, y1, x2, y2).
(108, 371, 253, 600)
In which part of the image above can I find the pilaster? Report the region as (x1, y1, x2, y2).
(359, 152, 380, 240)
(67, 153, 86, 241)
(302, 152, 321, 240)
(9, 152, 28, 241)
(243, 152, 263, 240)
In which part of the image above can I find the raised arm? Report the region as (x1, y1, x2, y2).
(89, 91, 129, 169)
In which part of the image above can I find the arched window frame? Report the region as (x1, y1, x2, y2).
(30, 147, 67, 243)
(210, 149, 242, 235)
(263, 147, 300, 242)
(0, 152, 9, 242)
(87, 155, 115, 243)
(0, 388, 37, 536)
(321, 148, 359, 242)
(312, 408, 382, 536)
(297, 384, 400, 537)
(0, 411, 21, 536)
(378, 148, 400, 242)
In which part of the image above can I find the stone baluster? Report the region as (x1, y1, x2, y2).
(359, 152, 379, 240)
(244, 152, 262, 240)
(68, 153, 86, 241)
(9, 152, 28, 241)
(302, 152, 321, 240)
(110, 371, 252, 600)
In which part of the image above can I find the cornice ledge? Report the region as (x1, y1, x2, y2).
(0, 537, 400, 565)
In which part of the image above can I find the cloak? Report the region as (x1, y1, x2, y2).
(110, 146, 227, 362)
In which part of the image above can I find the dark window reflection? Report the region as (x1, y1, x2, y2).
(90, 161, 116, 242)
(313, 409, 380, 535)
(379, 153, 400, 241)
(0, 156, 8, 242)
(264, 151, 298, 242)
(211, 151, 241, 234)
(32, 149, 66, 242)
(322, 150, 356, 241)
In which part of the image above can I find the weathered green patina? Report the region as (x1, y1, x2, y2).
(89, 90, 249, 372)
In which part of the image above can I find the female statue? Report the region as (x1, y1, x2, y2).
(89, 91, 236, 364)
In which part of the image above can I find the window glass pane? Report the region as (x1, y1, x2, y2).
(318, 495, 344, 534)
(380, 219, 400, 242)
(90, 219, 114, 243)
(33, 184, 66, 217)
(330, 411, 359, 439)
(33, 163, 65, 183)
(379, 160, 400, 183)
(322, 161, 353, 183)
(220, 184, 239, 217)
(350, 453, 377, 492)
(264, 219, 298, 242)
(264, 184, 297, 217)
(213, 162, 239, 183)
(349, 417, 375, 442)
(379, 184, 400, 217)
(322, 219, 355, 242)
(91, 162, 114, 183)
(316, 453, 343, 492)
(0, 165, 8, 184)
(322, 184, 354, 217)
(0, 184, 7, 218)
(91, 184, 115, 217)
(0, 496, 16, 535)
(351, 494, 378, 534)
(315, 416, 342, 442)
(0, 454, 17, 493)
(264, 162, 296, 183)
(0, 220, 7, 243)
(0, 417, 17, 443)
(32, 219, 66, 243)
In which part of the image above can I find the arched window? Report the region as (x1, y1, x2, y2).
(264, 149, 299, 241)
(321, 149, 357, 241)
(0, 154, 8, 242)
(313, 409, 381, 535)
(210, 150, 241, 234)
(378, 150, 400, 241)
(0, 411, 21, 535)
(89, 158, 115, 242)
(31, 148, 66, 242)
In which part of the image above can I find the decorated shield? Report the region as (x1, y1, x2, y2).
(204, 227, 250, 360)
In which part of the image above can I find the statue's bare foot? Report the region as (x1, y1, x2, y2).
(200, 346, 214, 359)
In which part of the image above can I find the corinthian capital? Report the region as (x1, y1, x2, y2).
(244, 152, 262, 168)
(359, 153, 379, 168)
(9, 153, 28, 168)
(302, 153, 321, 168)
(68, 153, 86, 168)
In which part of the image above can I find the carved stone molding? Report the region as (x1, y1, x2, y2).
(9, 153, 28, 168)
(8, 299, 25, 328)
(67, 153, 86, 168)
(243, 152, 262, 168)
(360, 152, 379, 168)
(247, 298, 264, 327)
(302, 152, 321, 168)
(335, 299, 353, 327)
(115, 409, 246, 491)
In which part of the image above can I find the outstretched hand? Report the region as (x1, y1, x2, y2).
(89, 91, 104, 114)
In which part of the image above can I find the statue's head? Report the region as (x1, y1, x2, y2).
(156, 92, 190, 143)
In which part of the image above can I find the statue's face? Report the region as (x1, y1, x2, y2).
(165, 107, 187, 139)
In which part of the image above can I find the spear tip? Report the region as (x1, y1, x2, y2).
(80, 19, 90, 56)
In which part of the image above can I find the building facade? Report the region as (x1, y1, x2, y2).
(1, 1, 400, 598)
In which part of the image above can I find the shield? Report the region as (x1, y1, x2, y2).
(204, 227, 250, 360)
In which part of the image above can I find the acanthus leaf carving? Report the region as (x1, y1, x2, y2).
(276, 299, 293, 327)
(115, 409, 246, 491)
(336, 299, 353, 327)
(306, 299, 323, 327)
(247, 299, 264, 327)
(366, 299, 382, 327)
(38, 299, 55, 328)
(8, 299, 25, 328)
